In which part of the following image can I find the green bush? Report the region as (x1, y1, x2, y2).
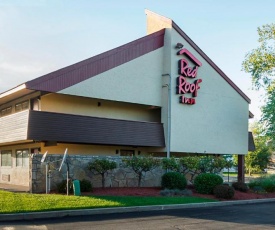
(80, 179, 93, 192)
(262, 180, 275, 192)
(56, 180, 73, 194)
(213, 185, 235, 199)
(248, 180, 262, 189)
(161, 172, 187, 190)
(194, 173, 223, 194)
(231, 182, 249, 192)
(252, 186, 265, 193)
(249, 175, 275, 193)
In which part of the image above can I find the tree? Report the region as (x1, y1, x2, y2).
(261, 83, 275, 141)
(179, 156, 200, 182)
(243, 122, 272, 175)
(162, 157, 180, 172)
(123, 156, 160, 187)
(179, 155, 227, 183)
(87, 158, 117, 188)
(242, 23, 275, 141)
(242, 23, 275, 90)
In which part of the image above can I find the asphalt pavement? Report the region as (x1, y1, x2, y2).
(1, 201, 275, 229)
(1, 197, 275, 222)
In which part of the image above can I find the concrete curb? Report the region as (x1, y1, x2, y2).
(1, 198, 275, 221)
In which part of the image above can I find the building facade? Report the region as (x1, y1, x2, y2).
(0, 10, 253, 189)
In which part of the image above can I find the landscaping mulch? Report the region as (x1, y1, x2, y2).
(88, 187, 275, 201)
(86, 187, 162, 197)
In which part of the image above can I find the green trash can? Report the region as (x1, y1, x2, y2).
(73, 180, 81, 196)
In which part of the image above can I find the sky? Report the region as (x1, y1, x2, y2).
(0, 0, 274, 121)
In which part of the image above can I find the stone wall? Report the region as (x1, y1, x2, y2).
(31, 154, 165, 193)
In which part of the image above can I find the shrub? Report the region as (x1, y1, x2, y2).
(194, 173, 223, 194)
(248, 180, 262, 190)
(159, 188, 192, 197)
(213, 185, 235, 199)
(262, 180, 275, 192)
(80, 179, 93, 192)
(249, 175, 275, 193)
(252, 186, 265, 193)
(231, 182, 249, 192)
(56, 180, 73, 194)
(161, 172, 187, 190)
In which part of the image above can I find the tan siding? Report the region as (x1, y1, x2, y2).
(42, 143, 163, 156)
(41, 93, 161, 122)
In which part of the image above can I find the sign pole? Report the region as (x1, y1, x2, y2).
(66, 162, 69, 196)
(46, 162, 48, 194)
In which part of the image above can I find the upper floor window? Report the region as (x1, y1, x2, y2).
(1, 150, 12, 167)
(1, 106, 12, 117)
(15, 101, 29, 112)
(120, 149, 135, 157)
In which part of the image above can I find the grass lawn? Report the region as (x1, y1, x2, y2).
(0, 190, 216, 214)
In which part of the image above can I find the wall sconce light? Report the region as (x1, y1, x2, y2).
(116, 150, 119, 154)
(138, 151, 141, 155)
(98, 102, 101, 107)
(175, 43, 184, 49)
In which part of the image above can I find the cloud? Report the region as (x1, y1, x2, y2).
(0, 62, 42, 75)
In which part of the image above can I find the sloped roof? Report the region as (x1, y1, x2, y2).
(1, 10, 250, 105)
(25, 29, 165, 93)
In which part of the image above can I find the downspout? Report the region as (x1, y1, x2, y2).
(162, 74, 171, 158)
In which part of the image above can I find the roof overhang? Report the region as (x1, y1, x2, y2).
(248, 132, 256, 151)
(249, 111, 254, 119)
(0, 84, 35, 105)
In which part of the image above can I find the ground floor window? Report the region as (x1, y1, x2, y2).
(16, 149, 29, 167)
(1, 150, 12, 166)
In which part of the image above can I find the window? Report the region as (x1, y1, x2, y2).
(1, 106, 12, 117)
(16, 149, 29, 167)
(15, 101, 29, 112)
(1, 150, 12, 166)
(120, 150, 135, 157)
